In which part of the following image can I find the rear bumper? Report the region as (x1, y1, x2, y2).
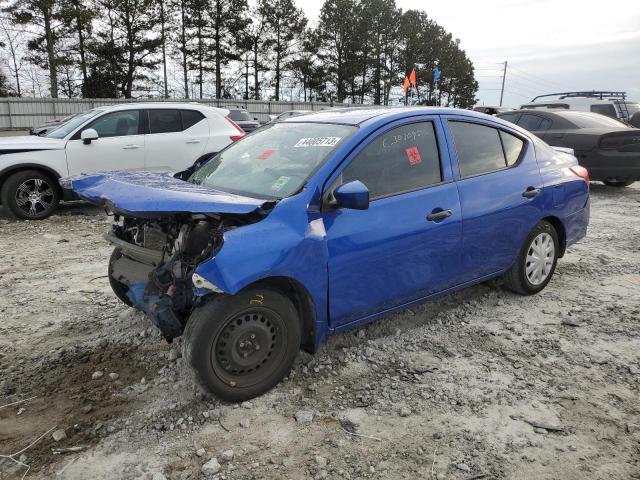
(564, 201, 590, 249)
(578, 151, 640, 181)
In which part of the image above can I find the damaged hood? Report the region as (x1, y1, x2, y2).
(67, 171, 269, 215)
(0, 136, 66, 151)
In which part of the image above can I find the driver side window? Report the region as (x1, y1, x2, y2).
(85, 110, 141, 138)
(341, 121, 442, 200)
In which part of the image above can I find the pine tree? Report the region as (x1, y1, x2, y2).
(262, 0, 306, 101)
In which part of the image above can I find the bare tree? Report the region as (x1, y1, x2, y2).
(0, 17, 25, 96)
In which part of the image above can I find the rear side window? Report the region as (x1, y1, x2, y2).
(181, 110, 205, 129)
(342, 122, 442, 199)
(517, 114, 544, 131)
(149, 109, 182, 134)
(449, 121, 524, 177)
(499, 113, 520, 124)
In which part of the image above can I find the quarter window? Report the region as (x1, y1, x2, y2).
(181, 110, 205, 129)
(149, 109, 182, 134)
(449, 121, 525, 177)
(500, 131, 524, 166)
(86, 110, 141, 138)
(342, 122, 442, 199)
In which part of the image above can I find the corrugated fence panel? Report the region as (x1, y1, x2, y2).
(0, 98, 347, 130)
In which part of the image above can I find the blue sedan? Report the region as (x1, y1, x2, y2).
(68, 107, 590, 401)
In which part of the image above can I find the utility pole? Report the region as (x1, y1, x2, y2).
(499, 60, 507, 106)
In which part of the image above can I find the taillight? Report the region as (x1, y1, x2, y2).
(569, 165, 590, 189)
(225, 116, 245, 142)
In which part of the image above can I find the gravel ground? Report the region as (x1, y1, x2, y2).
(1, 183, 639, 480)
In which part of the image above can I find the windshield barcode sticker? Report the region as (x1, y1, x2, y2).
(294, 137, 342, 148)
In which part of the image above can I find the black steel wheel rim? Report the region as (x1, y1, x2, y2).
(211, 308, 287, 388)
(15, 178, 55, 216)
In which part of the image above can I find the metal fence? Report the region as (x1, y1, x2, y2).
(0, 98, 346, 130)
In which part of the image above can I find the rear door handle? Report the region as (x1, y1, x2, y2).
(122, 144, 142, 150)
(185, 139, 201, 144)
(427, 209, 452, 222)
(522, 187, 541, 198)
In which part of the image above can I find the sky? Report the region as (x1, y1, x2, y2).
(295, 0, 640, 107)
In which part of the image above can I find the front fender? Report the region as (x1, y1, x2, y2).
(194, 193, 330, 345)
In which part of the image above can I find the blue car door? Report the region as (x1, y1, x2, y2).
(322, 117, 462, 328)
(442, 115, 545, 282)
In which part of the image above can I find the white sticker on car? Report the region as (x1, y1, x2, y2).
(294, 137, 342, 148)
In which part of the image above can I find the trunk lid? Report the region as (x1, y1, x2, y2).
(67, 171, 270, 216)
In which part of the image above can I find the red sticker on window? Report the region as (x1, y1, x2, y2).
(405, 146, 422, 165)
(257, 149, 275, 160)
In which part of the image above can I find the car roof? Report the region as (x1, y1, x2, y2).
(281, 106, 491, 126)
(90, 102, 229, 117)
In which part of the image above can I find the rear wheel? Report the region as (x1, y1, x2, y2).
(0, 170, 60, 220)
(182, 287, 301, 401)
(603, 179, 635, 187)
(108, 248, 133, 307)
(503, 221, 559, 295)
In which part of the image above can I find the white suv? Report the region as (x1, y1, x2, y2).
(520, 91, 640, 125)
(0, 102, 245, 219)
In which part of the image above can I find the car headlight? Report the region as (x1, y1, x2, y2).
(192, 273, 223, 293)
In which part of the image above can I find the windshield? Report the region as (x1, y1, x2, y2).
(45, 110, 103, 138)
(190, 122, 357, 199)
(228, 110, 253, 122)
(561, 111, 628, 129)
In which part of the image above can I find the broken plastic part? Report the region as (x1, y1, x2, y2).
(192, 272, 223, 293)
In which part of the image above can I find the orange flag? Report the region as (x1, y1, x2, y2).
(402, 76, 410, 93)
(409, 68, 417, 88)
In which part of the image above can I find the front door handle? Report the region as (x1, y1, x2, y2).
(522, 187, 541, 198)
(185, 139, 201, 144)
(122, 144, 142, 150)
(427, 209, 452, 222)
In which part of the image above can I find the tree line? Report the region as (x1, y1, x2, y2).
(0, 0, 478, 107)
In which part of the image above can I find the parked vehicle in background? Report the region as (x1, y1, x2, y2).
(227, 107, 261, 133)
(68, 107, 589, 401)
(30, 113, 80, 136)
(268, 110, 313, 123)
(498, 109, 640, 187)
(0, 102, 244, 220)
(520, 91, 640, 126)
(473, 106, 515, 116)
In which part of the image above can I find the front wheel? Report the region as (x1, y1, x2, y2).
(182, 287, 302, 401)
(502, 221, 559, 295)
(0, 170, 60, 220)
(603, 179, 635, 187)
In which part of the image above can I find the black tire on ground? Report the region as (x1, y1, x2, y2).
(108, 248, 133, 307)
(0, 169, 60, 220)
(502, 220, 559, 295)
(182, 287, 302, 402)
(602, 179, 635, 187)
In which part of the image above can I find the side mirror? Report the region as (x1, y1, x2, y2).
(81, 128, 99, 145)
(333, 180, 369, 210)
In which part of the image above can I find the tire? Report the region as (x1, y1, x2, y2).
(502, 220, 559, 295)
(182, 287, 302, 402)
(108, 248, 133, 307)
(0, 170, 60, 220)
(603, 179, 635, 187)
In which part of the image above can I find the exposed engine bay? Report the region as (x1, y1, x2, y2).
(106, 212, 257, 342)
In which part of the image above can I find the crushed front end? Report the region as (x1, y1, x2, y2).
(107, 213, 225, 341)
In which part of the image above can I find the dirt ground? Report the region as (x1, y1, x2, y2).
(1, 183, 639, 480)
